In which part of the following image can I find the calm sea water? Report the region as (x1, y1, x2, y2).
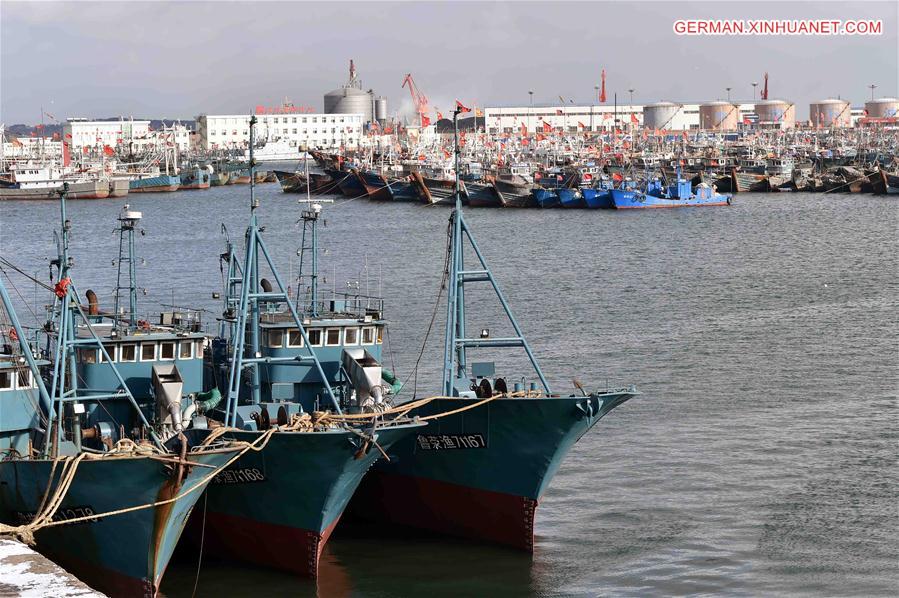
(1, 186, 896, 597)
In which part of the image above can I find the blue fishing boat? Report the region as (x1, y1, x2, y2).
(348, 107, 639, 552)
(0, 193, 241, 597)
(610, 174, 732, 209)
(180, 117, 424, 579)
(557, 187, 585, 208)
(129, 174, 180, 193)
(582, 176, 615, 209)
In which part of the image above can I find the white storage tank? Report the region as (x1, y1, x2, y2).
(699, 101, 739, 130)
(324, 87, 373, 123)
(754, 100, 795, 128)
(642, 101, 683, 130)
(375, 97, 388, 125)
(864, 97, 899, 119)
(809, 99, 851, 128)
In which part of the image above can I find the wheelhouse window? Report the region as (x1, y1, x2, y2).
(376, 327, 384, 344)
(160, 342, 176, 360)
(0, 371, 12, 390)
(99, 343, 116, 363)
(268, 329, 284, 348)
(307, 328, 322, 346)
(78, 347, 98, 364)
(179, 341, 193, 359)
(287, 329, 304, 348)
(17, 370, 32, 389)
(344, 327, 359, 345)
(120, 344, 136, 362)
(140, 343, 156, 361)
(361, 327, 375, 345)
(325, 328, 341, 346)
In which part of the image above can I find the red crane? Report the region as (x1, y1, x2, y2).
(761, 72, 769, 100)
(402, 73, 430, 128)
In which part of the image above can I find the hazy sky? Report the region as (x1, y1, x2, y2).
(2, 0, 896, 123)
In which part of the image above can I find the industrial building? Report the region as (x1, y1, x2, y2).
(484, 102, 757, 133)
(196, 112, 365, 151)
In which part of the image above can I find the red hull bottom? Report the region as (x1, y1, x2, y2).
(179, 184, 210, 190)
(187, 510, 339, 578)
(352, 471, 538, 551)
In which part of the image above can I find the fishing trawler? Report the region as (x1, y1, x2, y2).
(348, 107, 639, 552)
(0, 190, 243, 597)
(178, 117, 424, 578)
(610, 173, 731, 208)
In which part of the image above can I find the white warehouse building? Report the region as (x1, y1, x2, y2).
(196, 112, 365, 151)
(484, 102, 757, 133)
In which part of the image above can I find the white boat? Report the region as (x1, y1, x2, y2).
(243, 139, 311, 162)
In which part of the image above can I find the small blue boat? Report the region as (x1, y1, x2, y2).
(582, 177, 615, 209)
(129, 174, 180, 193)
(610, 176, 732, 209)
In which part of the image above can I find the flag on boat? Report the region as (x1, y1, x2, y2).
(437, 112, 443, 120)
(455, 100, 471, 113)
(542, 121, 552, 133)
(421, 115, 431, 127)
(577, 121, 586, 128)
(103, 145, 115, 156)
(630, 113, 638, 124)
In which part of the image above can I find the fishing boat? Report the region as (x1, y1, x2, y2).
(178, 166, 211, 190)
(129, 173, 180, 193)
(179, 117, 424, 579)
(491, 163, 536, 207)
(465, 180, 502, 207)
(348, 107, 639, 553)
(0, 192, 243, 597)
(610, 175, 731, 208)
(108, 178, 130, 198)
(0, 165, 110, 200)
(582, 176, 614, 209)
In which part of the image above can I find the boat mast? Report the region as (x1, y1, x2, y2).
(223, 116, 341, 427)
(113, 206, 142, 329)
(441, 107, 551, 396)
(46, 185, 161, 456)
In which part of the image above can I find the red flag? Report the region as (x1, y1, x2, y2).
(630, 113, 638, 124)
(542, 121, 552, 133)
(536, 134, 545, 141)
(65, 133, 72, 139)
(600, 69, 607, 103)
(456, 100, 471, 113)
(577, 121, 586, 128)
(62, 141, 71, 166)
(555, 109, 563, 116)
(520, 123, 527, 137)
(437, 112, 443, 120)
(103, 145, 115, 156)
(421, 115, 431, 127)
(743, 118, 751, 125)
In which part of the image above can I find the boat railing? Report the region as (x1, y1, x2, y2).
(261, 291, 385, 321)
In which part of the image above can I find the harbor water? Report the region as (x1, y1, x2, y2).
(0, 188, 896, 596)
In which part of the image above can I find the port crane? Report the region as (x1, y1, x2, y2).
(402, 73, 430, 128)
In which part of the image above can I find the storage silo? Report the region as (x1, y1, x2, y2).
(324, 86, 373, 122)
(375, 97, 388, 125)
(642, 101, 683, 130)
(699, 101, 739, 130)
(754, 99, 795, 128)
(809, 98, 851, 127)
(864, 97, 899, 118)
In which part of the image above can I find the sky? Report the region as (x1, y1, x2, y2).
(1, 0, 897, 124)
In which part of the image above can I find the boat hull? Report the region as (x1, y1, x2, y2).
(0, 449, 235, 597)
(582, 188, 613, 209)
(186, 423, 422, 578)
(349, 392, 634, 550)
(129, 175, 181, 193)
(609, 188, 731, 209)
(108, 179, 130, 198)
(558, 187, 585, 208)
